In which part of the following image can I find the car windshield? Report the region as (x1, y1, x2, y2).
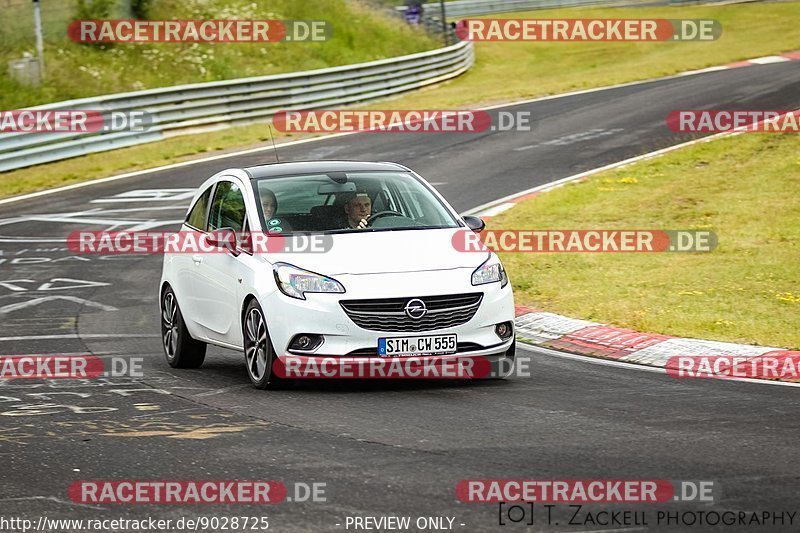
(252, 171, 459, 234)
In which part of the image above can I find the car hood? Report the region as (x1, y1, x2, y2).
(261, 228, 487, 275)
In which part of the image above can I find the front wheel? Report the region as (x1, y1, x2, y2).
(161, 286, 206, 368)
(243, 299, 283, 389)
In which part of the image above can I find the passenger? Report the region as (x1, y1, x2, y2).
(260, 188, 291, 233)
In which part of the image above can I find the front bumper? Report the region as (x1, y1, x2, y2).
(261, 268, 515, 358)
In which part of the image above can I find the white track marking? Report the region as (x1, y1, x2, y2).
(749, 56, 791, 64)
(0, 296, 117, 314)
(676, 66, 729, 77)
(0, 334, 159, 341)
(476, 202, 517, 217)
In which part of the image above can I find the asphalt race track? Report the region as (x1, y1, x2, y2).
(1, 62, 799, 531)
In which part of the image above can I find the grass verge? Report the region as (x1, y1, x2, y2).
(0, 0, 437, 109)
(1, 3, 799, 198)
(491, 132, 800, 349)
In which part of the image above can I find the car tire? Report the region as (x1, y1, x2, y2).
(243, 299, 283, 389)
(161, 286, 206, 369)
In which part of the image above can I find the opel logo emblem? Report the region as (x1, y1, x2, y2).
(404, 298, 427, 319)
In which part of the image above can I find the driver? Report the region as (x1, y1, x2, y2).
(343, 191, 372, 230)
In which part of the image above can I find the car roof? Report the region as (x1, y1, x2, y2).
(243, 160, 409, 179)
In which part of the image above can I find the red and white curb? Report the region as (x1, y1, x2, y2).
(722, 51, 800, 69)
(486, 50, 800, 384)
(674, 51, 800, 77)
(486, 124, 800, 386)
(513, 301, 800, 384)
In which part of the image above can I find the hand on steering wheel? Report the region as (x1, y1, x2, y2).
(365, 210, 404, 226)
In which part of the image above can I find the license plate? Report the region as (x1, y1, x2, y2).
(378, 334, 457, 357)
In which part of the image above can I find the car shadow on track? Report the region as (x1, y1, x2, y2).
(196, 358, 511, 393)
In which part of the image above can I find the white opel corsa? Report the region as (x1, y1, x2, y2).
(159, 161, 515, 388)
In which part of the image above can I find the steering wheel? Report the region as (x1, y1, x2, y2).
(365, 210, 404, 226)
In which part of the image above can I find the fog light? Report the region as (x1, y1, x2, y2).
(289, 334, 324, 353)
(495, 322, 513, 340)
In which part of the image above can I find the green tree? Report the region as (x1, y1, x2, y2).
(74, 0, 115, 20)
(131, 0, 154, 19)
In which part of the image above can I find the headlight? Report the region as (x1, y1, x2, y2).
(471, 258, 508, 287)
(273, 263, 345, 300)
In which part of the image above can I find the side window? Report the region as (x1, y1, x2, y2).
(208, 181, 247, 232)
(185, 186, 213, 230)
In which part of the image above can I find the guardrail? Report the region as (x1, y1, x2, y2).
(0, 40, 474, 172)
(397, 0, 615, 18)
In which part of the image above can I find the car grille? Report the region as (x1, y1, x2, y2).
(339, 293, 482, 332)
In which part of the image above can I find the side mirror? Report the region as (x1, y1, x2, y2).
(462, 215, 485, 233)
(206, 228, 240, 255)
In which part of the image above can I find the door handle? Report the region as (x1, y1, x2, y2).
(192, 254, 203, 265)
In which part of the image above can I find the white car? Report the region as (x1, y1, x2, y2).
(159, 161, 515, 388)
